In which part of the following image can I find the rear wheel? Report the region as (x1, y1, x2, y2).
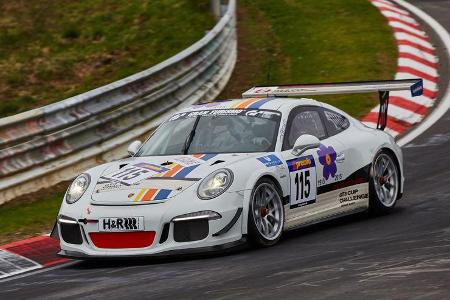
(248, 178, 284, 247)
(369, 151, 400, 215)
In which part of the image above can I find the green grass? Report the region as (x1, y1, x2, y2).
(222, 0, 397, 118)
(0, 0, 214, 117)
(0, 192, 64, 244)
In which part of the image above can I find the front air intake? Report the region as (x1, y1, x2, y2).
(60, 223, 83, 245)
(173, 219, 209, 242)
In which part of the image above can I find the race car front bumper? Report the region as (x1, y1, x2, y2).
(57, 190, 246, 258)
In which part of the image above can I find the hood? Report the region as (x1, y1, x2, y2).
(91, 153, 258, 205)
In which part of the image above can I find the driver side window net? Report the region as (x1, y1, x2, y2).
(286, 110, 326, 149)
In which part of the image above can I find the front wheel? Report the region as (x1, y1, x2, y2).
(248, 178, 284, 247)
(369, 151, 400, 215)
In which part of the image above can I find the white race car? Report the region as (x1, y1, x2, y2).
(56, 79, 422, 258)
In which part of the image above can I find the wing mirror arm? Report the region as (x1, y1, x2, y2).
(292, 143, 320, 156)
(291, 134, 320, 156)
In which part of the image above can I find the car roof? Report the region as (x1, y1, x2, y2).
(181, 97, 321, 113)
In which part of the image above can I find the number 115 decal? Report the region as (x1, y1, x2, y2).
(287, 155, 317, 208)
(102, 163, 168, 185)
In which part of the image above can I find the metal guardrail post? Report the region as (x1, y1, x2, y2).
(210, 0, 222, 19)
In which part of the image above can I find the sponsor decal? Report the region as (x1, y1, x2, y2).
(317, 164, 370, 195)
(172, 156, 205, 167)
(96, 181, 123, 192)
(168, 112, 187, 121)
(169, 108, 281, 122)
(287, 155, 317, 208)
(257, 154, 283, 167)
(410, 79, 424, 97)
(134, 163, 168, 173)
(338, 188, 368, 207)
(99, 217, 144, 232)
(156, 154, 217, 179)
(251, 87, 277, 94)
(102, 163, 168, 185)
(287, 155, 315, 172)
(291, 199, 316, 209)
(279, 118, 287, 139)
(245, 110, 280, 119)
(170, 109, 239, 119)
(317, 144, 337, 180)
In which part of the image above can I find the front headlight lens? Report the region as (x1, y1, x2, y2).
(66, 173, 91, 204)
(197, 169, 233, 200)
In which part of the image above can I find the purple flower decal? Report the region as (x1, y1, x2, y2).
(317, 144, 337, 180)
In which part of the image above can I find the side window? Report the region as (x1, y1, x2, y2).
(323, 109, 350, 136)
(283, 108, 327, 150)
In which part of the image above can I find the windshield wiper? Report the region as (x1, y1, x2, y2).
(182, 116, 200, 154)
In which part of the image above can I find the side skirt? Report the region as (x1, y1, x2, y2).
(283, 207, 367, 232)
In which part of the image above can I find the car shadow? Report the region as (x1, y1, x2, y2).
(64, 206, 407, 270)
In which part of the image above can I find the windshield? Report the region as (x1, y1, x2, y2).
(137, 109, 281, 156)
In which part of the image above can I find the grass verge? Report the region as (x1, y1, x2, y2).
(219, 0, 397, 118)
(0, 189, 64, 245)
(0, 0, 214, 117)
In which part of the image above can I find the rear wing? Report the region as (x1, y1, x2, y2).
(242, 79, 423, 130)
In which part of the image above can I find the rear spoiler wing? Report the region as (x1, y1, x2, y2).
(242, 79, 423, 130)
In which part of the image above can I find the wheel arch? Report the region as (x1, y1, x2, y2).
(377, 146, 403, 200)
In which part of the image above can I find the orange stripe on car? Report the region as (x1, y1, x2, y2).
(231, 99, 248, 108)
(235, 98, 259, 109)
(162, 164, 183, 177)
(142, 188, 158, 201)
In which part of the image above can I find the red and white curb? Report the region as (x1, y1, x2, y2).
(0, 236, 68, 279)
(362, 0, 439, 137)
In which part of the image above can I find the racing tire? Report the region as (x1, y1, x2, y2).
(248, 178, 284, 247)
(369, 150, 400, 215)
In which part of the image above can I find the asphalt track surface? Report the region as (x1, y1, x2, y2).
(1, 1, 450, 299)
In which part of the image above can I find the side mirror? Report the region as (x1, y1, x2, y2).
(292, 134, 320, 156)
(127, 140, 142, 156)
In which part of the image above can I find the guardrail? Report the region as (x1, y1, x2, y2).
(0, 0, 237, 204)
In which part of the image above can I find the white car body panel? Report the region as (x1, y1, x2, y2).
(57, 98, 404, 257)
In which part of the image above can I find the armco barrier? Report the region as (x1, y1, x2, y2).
(0, 0, 236, 204)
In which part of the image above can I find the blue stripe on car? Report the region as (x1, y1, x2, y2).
(154, 189, 172, 200)
(247, 98, 272, 109)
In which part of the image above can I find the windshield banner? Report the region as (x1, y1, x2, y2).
(168, 109, 281, 122)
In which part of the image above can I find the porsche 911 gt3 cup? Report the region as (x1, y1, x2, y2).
(56, 79, 422, 258)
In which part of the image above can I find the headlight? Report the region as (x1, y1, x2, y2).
(66, 173, 91, 204)
(197, 169, 233, 200)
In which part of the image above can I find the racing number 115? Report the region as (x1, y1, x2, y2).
(290, 167, 316, 207)
(294, 170, 310, 200)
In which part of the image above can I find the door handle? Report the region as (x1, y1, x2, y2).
(336, 152, 345, 163)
